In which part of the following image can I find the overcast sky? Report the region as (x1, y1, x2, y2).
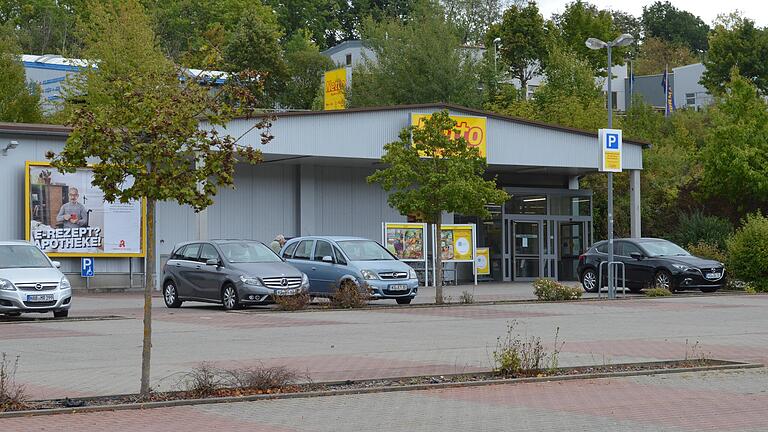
(535, 0, 767, 27)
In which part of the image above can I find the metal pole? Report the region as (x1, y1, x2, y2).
(607, 44, 615, 299)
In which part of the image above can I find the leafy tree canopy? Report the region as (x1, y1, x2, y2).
(634, 36, 697, 75)
(348, 0, 483, 108)
(550, 0, 624, 73)
(442, 0, 503, 45)
(0, 0, 83, 55)
(701, 16, 768, 94)
(0, 25, 42, 123)
(641, 1, 709, 53)
(282, 30, 335, 109)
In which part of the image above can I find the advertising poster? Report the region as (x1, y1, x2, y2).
(476, 247, 490, 275)
(440, 225, 474, 262)
(324, 68, 347, 111)
(383, 223, 426, 261)
(25, 162, 145, 257)
(410, 113, 487, 158)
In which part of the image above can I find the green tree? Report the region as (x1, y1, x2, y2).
(50, 0, 270, 396)
(348, 1, 483, 108)
(367, 110, 508, 303)
(0, 25, 42, 123)
(633, 37, 697, 75)
(340, 0, 416, 41)
(700, 73, 768, 209)
(265, 0, 346, 49)
(641, 1, 709, 52)
(0, 0, 83, 55)
(282, 31, 334, 109)
(701, 16, 768, 94)
(442, 0, 503, 45)
(550, 1, 623, 73)
(223, 6, 288, 108)
(486, 1, 547, 98)
(609, 9, 641, 49)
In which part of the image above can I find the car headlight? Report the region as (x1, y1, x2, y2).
(59, 277, 71, 290)
(408, 268, 417, 279)
(361, 269, 379, 280)
(301, 273, 309, 287)
(239, 275, 263, 286)
(672, 264, 690, 272)
(0, 278, 16, 291)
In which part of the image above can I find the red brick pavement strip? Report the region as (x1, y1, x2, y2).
(0, 405, 300, 432)
(563, 339, 768, 363)
(198, 355, 486, 382)
(152, 312, 345, 329)
(0, 324, 98, 340)
(430, 376, 768, 431)
(368, 306, 557, 319)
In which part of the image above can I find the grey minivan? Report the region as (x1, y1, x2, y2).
(162, 240, 309, 310)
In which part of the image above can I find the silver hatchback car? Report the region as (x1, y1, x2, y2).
(0, 241, 72, 318)
(161, 239, 309, 310)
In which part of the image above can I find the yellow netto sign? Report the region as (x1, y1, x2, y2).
(410, 113, 487, 158)
(324, 68, 346, 111)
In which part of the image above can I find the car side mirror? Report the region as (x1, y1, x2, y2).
(51, 261, 61, 268)
(630, 252, 643, 261)
(206, 258, 220, 266)
(322, 255, 334, 263)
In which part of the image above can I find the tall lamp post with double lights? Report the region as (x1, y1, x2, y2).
(585, 33, 634, 299)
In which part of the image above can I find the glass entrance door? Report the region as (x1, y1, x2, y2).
(558, 222, 586, 281)
(513, 221, 540, 280)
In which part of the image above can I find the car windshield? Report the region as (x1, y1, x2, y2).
(639, 240, 690, 257)
(337, 240, 395, 261)
(0, 245, 52, 269)
(218, 242, 282, 263)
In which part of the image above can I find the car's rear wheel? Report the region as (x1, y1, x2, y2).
(221, 284, 241, 310)
(53, 310, 68, 318)
(396, 298, 412, 305)
(654, 270, 674, 291)
(581, 268, 599, 293)
(163, 281, 183, 308)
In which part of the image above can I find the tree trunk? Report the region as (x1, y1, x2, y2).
(140, 198, 156, 396)
(519, 73, 528, 100)
(434, 220, 443, 304)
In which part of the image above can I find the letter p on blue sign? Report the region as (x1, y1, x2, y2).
(81, 257, 94, 278)
(606, 133, 620, 149)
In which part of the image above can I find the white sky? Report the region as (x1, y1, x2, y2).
(535, 0, 768, 27)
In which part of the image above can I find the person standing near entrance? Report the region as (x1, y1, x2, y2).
(270, 234, 286, 254)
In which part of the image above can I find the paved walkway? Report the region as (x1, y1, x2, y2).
(3, 291, 767, 430)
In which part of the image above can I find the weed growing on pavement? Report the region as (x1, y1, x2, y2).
(645, 287, 673, 297)
(492, 321, 564, 377)
(533, 279, 582, 301)
(221, 364, 299, 391)
(274, 292, 310, 311)
(683, 340, 709, 366)
(176, 362, 302, 398)
(0, 353, 27, 412)
(177, 362, 225, 398)
(328, 280, 369, 309)
(459, 290, 475, 304)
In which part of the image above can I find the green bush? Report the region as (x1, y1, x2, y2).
(686, 241, 727, 263)
(726, 212, 768, 292)
(645, 287, 673, 297)
(672, 211, 732, 250)
(533, 279, 582, 301)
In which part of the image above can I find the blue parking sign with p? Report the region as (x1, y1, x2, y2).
(81, 257, 94, 278)
(605, 133, 620, 149)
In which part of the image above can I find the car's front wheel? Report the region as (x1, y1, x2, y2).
(221, 284, 241, 310)
(53, 310, 68, 318)
(581, 268, 599, 293)
(654, 270, 674, 291)
(163, 281, 183, 308)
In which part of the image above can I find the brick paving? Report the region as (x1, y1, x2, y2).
(2, 290, 768, 430)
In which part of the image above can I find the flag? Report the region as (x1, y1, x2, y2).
(661, 67, 675, 116)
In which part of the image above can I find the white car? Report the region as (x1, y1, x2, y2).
(0, 241, 72, 318)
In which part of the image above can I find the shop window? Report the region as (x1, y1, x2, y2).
(505, 195, 547, 215)
(686, 93, 695, 106)
(550, 196, 591, 216)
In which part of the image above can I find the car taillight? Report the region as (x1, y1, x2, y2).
(578, 254, 585, 263)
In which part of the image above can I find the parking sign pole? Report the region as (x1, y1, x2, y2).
(606, 44, 615, 299)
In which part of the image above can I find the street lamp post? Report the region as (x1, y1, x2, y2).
(586, 34, 634, 299)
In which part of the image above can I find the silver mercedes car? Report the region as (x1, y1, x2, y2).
(161, 239, 310, 310)
(0, 241, 72, 318)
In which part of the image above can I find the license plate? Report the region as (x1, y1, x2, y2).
(275, 289, 297, 296)
(706, 272, 721, 279)
(27, 294, 54, 302)
(388, 284, 408, 291)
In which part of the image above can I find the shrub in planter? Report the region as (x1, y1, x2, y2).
(533, 278, 582, 301)
(274, 292, 310, 311)
(645, 287, 672, 297)
(726, 212, 768, 292)
(329, 279, 370, 309)
(686, 241, 727, 263)
(672, 211, 732, 250)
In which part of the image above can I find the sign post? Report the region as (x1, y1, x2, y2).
(599, 128, 623, 299)
(81, 257, 94, 290)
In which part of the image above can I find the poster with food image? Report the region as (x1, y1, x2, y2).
(383, 223, 426, 261)
(25, 162, 145, 257)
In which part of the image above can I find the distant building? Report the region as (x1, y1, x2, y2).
(625, 62, 712, 112)
(321, 40, 376, 68)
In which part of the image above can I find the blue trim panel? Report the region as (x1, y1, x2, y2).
(23, 62, 81, 72)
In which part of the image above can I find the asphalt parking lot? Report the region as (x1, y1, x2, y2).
(3, 288, 767, 431)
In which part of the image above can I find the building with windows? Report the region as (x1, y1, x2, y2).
(0, 103, 647, 288)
